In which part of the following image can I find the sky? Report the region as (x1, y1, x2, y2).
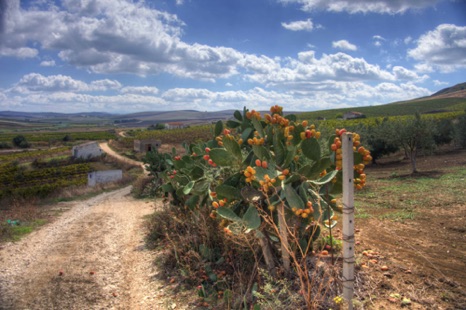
(0, 0, 465, 114)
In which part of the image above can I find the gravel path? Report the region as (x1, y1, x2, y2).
(0, 186, 172, 309)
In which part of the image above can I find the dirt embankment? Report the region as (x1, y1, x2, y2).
(0, 186, 172, 310)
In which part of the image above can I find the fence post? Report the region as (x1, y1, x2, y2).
(342, 132, 355, 309)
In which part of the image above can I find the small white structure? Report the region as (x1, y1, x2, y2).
(88, 170, 122, 187)
(134, 139, 161, 153)
(72, 142, 103, 159)
(165, 122, 187, 130)
(343, 111, 365, 120)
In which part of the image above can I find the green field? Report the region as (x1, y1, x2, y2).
(298, 97, 466, 120)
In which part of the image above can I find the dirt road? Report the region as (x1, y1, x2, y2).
(99, 142, 146, 170)
(0, 186, 171, 309)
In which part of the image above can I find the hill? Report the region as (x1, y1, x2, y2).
(431, 82, 466, 97)
(298, 82, 466, 120)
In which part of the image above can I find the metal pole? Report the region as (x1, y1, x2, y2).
(342, 132, 355, 309)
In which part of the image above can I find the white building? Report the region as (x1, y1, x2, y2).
(72, 142, 103, 159)
(88, 170, 123, 187)
(343, 111, 365, 120)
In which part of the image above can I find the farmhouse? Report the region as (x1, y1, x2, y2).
(72, 141, 103, 159)
(343, 111, 365, 120)
(88, 170, 122, 187)
(134, 139, 161, 152)
(165, 122, 187, 130)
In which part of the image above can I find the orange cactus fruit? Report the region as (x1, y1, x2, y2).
(255, 159, 262, 167)
(261, 161, 268, 169)
(212, 201, 219, 208)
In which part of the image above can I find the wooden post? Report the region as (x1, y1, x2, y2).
(342, 133, 355, 309)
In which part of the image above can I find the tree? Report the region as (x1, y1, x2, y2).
(12, 135, 30, 148)
(390, 113, 435, 173)
(454, 113, 466, 148)
(433, 119, 454, 146)
(360, 119, 399, 164)
(63, 134, 72, 142)
(148, 123, 166, 130)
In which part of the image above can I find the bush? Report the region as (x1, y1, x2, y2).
(0, 142, 11, 149)
(12, 135, 30, 148)
(145, 105, 371, 308)
(454, 114, 466, 148)
(433, 119, 454, 146)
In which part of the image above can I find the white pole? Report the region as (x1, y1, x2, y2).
(342, 132, 355, 309)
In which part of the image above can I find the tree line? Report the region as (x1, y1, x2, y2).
(345, 112, 466, 173)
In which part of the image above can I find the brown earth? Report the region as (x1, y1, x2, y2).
(351, 149, 466, 309)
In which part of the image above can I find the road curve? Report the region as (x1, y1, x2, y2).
(99, 142, 149, 175)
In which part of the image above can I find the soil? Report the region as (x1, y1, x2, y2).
(99, 142, 145, 170)
(352, 149, 466, 309)
(0, 187, 191, 310)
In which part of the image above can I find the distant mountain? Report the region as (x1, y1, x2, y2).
(430, 82, 466, 99)
(0, 111, 114, 119)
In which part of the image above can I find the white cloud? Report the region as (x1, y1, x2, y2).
(372, 35, 386, 47)
(332, 40, 357, 51)
(120, 86, 159, 95)
(0, 75, 432, 113)
(373, 35, 386, 41)
(90, 79, 122, 91)
(175, 0, 184, 5)
(279, 0, 443, 14)
(414, 63, 434, 73)
(408, 24, 466, 72)
(245, 51, 396, 88)
(0, 0, 247, 81)
(0, 47, 38, 58)
(281, 19, 314, 31)
(11, 73, 123, 93)
(13, 73, 89, 93)
(392, 66, 428, 81)
(40, 60, 56, 67)
(404, 36, 413, 45)
(433, 80, 448, 86)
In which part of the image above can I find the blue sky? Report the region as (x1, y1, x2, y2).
(0, 0, 465, 113)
